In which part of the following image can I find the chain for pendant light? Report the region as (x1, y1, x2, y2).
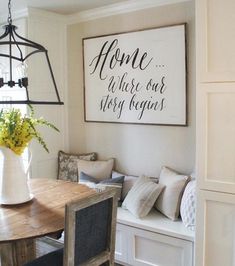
(7, 0, 12, 24)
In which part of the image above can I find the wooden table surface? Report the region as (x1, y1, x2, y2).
(0, 178, 95, 243)
(0, 178, 95, 266)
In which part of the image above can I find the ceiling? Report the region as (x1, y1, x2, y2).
(0, 0, 129, 17)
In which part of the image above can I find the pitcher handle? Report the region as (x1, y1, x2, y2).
(26, 150, 32, 175)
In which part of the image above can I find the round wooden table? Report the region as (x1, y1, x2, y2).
(0, 178, 95, 266)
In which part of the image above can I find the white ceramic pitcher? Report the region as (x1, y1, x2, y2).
(0, 147, 33, 205)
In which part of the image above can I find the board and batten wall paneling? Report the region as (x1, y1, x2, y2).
(196, 0, 235, 265)
(197, 0, 235, 82)
(197, 83, 235, 194)
(67, 1, 195, 176)
(27, 10, 68, 179)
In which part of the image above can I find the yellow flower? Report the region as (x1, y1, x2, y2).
(0, 105, 59, 155)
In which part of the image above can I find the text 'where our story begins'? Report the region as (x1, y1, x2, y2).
(88, 38, 168, 120)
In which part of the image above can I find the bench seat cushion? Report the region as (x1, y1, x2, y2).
(117, 207, 194, 242)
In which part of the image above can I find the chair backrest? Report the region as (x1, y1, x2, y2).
(63, 188, 118, 266)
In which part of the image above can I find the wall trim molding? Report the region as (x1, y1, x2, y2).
(28, 7, 67, 23)
(0, 0, 192, 25)
(0, 7, 67, 25)
(67, 0, 192, 24)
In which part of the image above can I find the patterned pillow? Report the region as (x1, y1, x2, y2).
(180, 180, 196, 231)
(57, 151, 97, 182)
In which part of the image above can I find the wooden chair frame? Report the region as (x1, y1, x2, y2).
(63, 188, 118, 266)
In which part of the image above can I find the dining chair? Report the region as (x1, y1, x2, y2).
(24, 188, 118, 266)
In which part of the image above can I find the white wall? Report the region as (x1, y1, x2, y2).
(27, 9, 68, 179)
(67, 1, 195, 177)
(0, 12, 68, 179)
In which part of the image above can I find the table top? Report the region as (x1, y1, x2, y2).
(0, 178, 95, 243)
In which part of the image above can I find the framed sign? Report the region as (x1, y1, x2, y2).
(83, 24, 187, 126)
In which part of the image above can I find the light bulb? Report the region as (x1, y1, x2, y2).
(0, 63, 9, 80)
(16, 62, 28, 78)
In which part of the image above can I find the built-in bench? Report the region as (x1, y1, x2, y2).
(115, 207, 195, 266)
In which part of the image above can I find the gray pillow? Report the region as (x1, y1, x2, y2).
(57, 150, 97, 182)
(155, 166, 190, 221)
(122, 176, 164, 218)
(79, 171, 124, 201)
(79, 171, 99, 183)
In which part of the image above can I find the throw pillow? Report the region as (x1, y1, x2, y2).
(155, 166, 190, 221)
(112, 171, 159, 200)
(79, 171, 99, 184)
(77, 158, 114, 181)
(180, 180, 196, 231)
(57, 150, 97, 182)
(122, 176, 164, 218)
(79, 171, 124, 200)
(112, 171, 138, 200)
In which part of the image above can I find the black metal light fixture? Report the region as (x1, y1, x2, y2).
(0, 0, 63, 105)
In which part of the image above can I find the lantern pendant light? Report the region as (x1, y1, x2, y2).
(0, 0, 63, 105)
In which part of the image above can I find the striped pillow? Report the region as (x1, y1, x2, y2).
(122, 176, 164, 218)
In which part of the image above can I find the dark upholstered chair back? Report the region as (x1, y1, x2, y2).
(64, 188, 118, 266)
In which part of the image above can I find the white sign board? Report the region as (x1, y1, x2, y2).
(83, 24, 186, 126)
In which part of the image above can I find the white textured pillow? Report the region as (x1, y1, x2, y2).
(180, 180, 196, 230)
(155, 166, 190, 221)
(122, 176, 164, 218)
(77, 159, 114, 181)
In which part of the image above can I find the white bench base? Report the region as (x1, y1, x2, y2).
(115, 208, 194, 266)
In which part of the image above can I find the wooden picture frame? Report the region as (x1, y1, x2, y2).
(83, 24, 187, 126)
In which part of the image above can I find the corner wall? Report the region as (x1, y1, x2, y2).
(67, 2, 195, 176)
(27, 9, 68, 179)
